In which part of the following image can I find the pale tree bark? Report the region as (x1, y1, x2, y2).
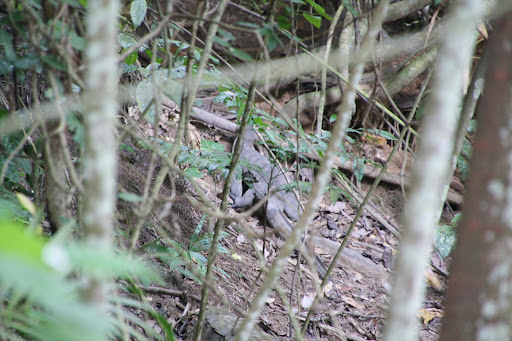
(382, 0, 484, 340)
(439, 11, 512, 340)
(81, 0, 119, 312)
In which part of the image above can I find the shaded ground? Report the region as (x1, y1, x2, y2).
(118, 97, 457, 340)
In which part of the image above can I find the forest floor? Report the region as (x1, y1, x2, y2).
(118, 90, 460, 340)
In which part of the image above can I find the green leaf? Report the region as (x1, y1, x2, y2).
(136, 74, 184, 122)
(259, 24, 281, 51)
(0, 191, 30, 220)
(70, 30, 86, 51)
(346, 128, 361, 135)
(451, 213, 462, 225)
(67, 113, 85, 148)
(461, 138, 472, 157)
(0, 255, 110, 341)
(191, 214, 206, 243)
(229, 47, 254, 62)
(16, 156, 32, 174)
(0, 109, 9, 119)
(456, 156, 469, 181)
(212, 35, 231, 48)
(0, 220, 45, 266)
(25, 0, 42, 9)
(185, 168, 203, 178)
(328, 184, 351, 202)
(434, 224, 456, 259)
(215, 90, 236, 104)
(134, 80, 152, 119)
(367, 129, 397, 141)
(0, 29, 15, 60)
(67, 245, 161, 282)
(201, 139, 225, 152)
(342, 0, 359, 16)
(0, 154, 27, 185)
(304, 0, 333, 20)
(193, 48, 201, 61)
(353, 157, 364, 183)
(13, 53, 39, 69)
(329, 188, 337, 205)
(130, 0, 147, 27)
(297, 181, 312, 193)
(303, 13, 321, 28)
(217, 27, 235, 42)
(415, 101, 426, 121)
(162, 78, 184, 104)
(124, 50, 138, 65)
(237, 22, 260, 29)
(467, 119, 477, 135)
(0, 59, 12, 76)
(120, 143, 135, 153)
(41, 55, 67, 71)
(153, 311, 176, 341)
(277, 15, 291, 30)
(118, 32, 138, 49)
(171, 40, 189, 54)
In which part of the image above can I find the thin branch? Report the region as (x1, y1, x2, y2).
(233, 1, 391, 339)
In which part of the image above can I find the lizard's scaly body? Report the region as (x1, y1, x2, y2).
(230, 131, 328, 277)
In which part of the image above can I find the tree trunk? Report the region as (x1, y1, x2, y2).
(81, 0, 119, 312)
(382, 0, 484, 340)
(439, 11, 512, 340)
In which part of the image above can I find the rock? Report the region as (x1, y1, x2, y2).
(202, 306, 277, 341)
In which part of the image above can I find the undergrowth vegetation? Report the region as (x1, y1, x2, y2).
(0, 0, 485, 339)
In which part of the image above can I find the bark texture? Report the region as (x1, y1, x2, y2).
(439, 12, 512, 341)
(81, 0, 119, 310)
(382, 0, 484, 340)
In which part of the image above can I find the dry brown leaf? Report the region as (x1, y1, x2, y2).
(342, 295, 365, 310)
(425, 268, 444, 292)
(418, 308, 443, 325)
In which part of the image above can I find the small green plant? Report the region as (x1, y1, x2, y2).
(145, 215, 230, 281)
(215, 83, 249, 115)
(0, 134, 34, 193)
(0, 211, 164, 341)
(176, 139, 233, 179)
(188, 215, 230, 277)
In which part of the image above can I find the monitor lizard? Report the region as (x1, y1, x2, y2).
(229, 129, 329, 278)
(189, 106, 386, 280)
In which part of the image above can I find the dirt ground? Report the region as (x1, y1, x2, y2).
(119, 99, 458, 340)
